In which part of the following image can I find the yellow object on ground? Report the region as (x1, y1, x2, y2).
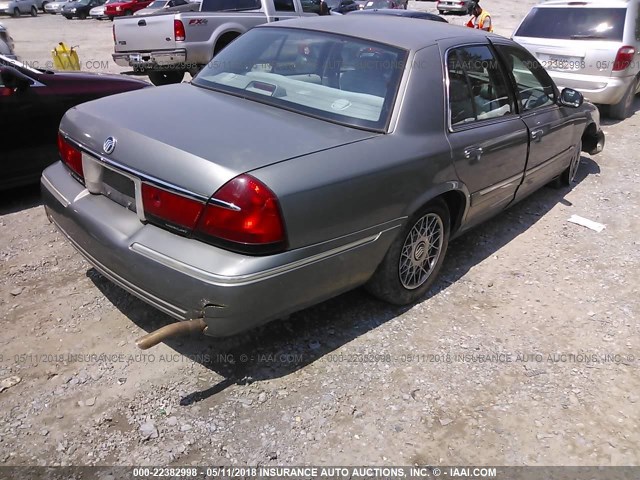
(51, 43, 80, 71)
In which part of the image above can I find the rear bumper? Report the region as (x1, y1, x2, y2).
(41, 161, 396, 337)
(549, 71, 635, 105)
(113, 49, 187, 70)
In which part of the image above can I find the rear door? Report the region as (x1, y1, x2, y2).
(493, 42, 579, 201)
(441, 41, 529, 228)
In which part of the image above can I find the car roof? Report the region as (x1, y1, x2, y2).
(258, 15, 492, 51)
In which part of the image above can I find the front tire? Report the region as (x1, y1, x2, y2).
(148, 70, 185, 86)
(366, 200, 450, 305)
(559, 140, 582, 186)
(13, 7, 20, 16)
(30, 5, 38, 15)
(609, 78, 637, 120)
(41, 1, 48, 11)
(78, 10, 86, 18)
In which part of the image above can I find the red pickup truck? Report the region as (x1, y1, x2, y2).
(105, 0, 152, 19)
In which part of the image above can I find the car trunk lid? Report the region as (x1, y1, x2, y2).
(60, 83, 379, 199)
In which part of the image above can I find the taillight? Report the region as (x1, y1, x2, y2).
(195, 174, 286, 252)
(613, 46, 635, 71)
(174, 20, 185, 42)
(57, 133, 84, 179)
(141, 183, 204, 235)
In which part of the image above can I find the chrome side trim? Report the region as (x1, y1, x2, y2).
(477, 172, 523, 197)
(130, 232, 387, 287)
(41, 175, 70, 208)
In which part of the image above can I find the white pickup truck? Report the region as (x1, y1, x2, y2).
(113, 0, 324, 85)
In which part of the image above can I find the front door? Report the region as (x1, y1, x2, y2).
(492, 42, 578, 201)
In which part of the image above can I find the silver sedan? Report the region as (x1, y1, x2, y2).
(42, 16, 604, 346)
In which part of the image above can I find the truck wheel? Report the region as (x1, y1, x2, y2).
(365, 200, 450, 305)
(13, 7, 20, 17)
(148, 71, 185, 86)
(30, 5, 38, 15)
(609, 78, 637, 120)
(41, 1, 48, 11)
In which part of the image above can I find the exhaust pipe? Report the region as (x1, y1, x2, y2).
(135, 318, 207, 350)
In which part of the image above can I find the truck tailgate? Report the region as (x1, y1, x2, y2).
(114, 15, 176, 53)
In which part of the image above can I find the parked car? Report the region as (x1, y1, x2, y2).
(322, 0, 358, 14)
(105, 0, 152, 19)
(513, 0, 640, 120)
(0, 55, 149, 191)
(89, 0, 113, 18)
(113, 0, 322, 86)
(0, 0, 39, 16)
(361, 0, 406, 10)
(42, 17, 605, 346)
(134, 0, 195, 15)
(435, 0, 473, 15)
(62, 0, 104, 18)
(45, 0, 70, 13)
(0, 22, 15, 59)
(34, 0, 50, 11)
(351, 7, 446, 20)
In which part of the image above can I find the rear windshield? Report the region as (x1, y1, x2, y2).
(193, 28, 407, 131)
(515, 7, 627, 41)
(200, 0, 260, 11)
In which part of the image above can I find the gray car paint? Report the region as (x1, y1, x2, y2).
(42, 17, 603, 337)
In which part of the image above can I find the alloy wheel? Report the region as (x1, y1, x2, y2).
(398, 213, 444, 290)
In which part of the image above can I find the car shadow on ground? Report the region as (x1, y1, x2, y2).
(0, 184, 42, 215)
(87, 157, 600, 404)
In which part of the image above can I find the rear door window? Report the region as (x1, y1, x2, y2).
(447, 45, 515, 127)
(515, 7, 627, 41)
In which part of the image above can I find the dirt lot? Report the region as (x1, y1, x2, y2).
(1, 0, 640, 468)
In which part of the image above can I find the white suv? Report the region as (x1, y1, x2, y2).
(513, 0, 640, 119)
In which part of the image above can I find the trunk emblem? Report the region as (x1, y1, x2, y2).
(103, 137, 117, 155)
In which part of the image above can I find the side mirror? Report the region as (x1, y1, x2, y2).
(559, 88, 583, 108)
(0, 66, 34, 93)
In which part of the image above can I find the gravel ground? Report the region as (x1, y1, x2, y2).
(1, 0, 640, 468)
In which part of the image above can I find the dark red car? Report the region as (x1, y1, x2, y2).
(105, 0, 152, 19)
(0, 55, 150, 190)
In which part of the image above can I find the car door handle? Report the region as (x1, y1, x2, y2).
(531, 129, 544, 142)
(138, 19, 146, 25)
(464, 147, 483, 161)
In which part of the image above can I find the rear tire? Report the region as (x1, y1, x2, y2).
(148, 70, 185, 86)
(13, 7, 20, 17)
(366, 200, 450, 305)
(41, 1, 48, 11)
(30, 5, 38, 15)
(108, 15, 114, 20)
(78, 10, 86, 18)
(609, 78, 637, 120)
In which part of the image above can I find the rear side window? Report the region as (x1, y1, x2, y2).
(274, 0, 294, 11)
(515, 7, 627, 41)
(447, 45, 515, 127)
